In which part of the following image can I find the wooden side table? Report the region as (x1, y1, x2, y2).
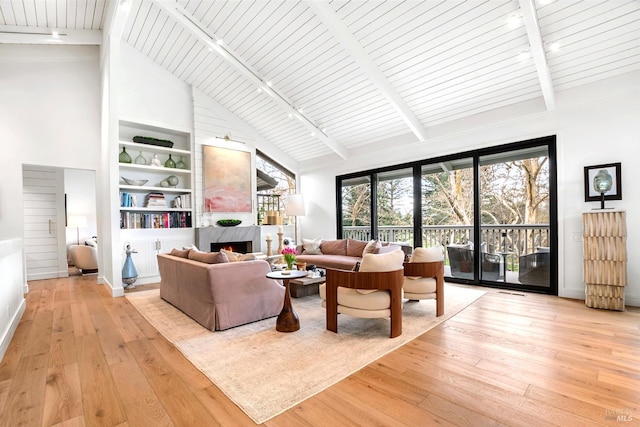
(583, 210, 627, 310)
(266, 270, 308, 332)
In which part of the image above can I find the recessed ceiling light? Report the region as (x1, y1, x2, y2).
(266, 81, 272, 87)
(310, 132, 315, 137)
(548, 42, 560, 52)
(507, 14, 521, 29)
(256, 87, 262, 93)
(216, 39, 224, 46)
(298, 107, 303, 113)
(52, 30, 59, 37)
(518, 50, 531, 61)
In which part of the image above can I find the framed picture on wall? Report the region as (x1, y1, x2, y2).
(203, 145, 252, 212)
(583, 162, 622, 202)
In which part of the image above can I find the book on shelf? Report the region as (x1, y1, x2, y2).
(120, 211, 192, 229)
(120, 192, 137, 208)
(145, 192, 166, 208)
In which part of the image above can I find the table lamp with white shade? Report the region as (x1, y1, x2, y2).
(285, 194, 305, 245)
(67, 215, 88, 245)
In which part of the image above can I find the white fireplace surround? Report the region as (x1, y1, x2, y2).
(196, 226, 262, 253)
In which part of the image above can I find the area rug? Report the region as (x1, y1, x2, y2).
(125, 284, 485, 424)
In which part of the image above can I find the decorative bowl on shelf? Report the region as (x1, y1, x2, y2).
(217, 219, 242, 227)
(121, 177, 148, 186)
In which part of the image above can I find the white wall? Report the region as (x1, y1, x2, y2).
(0, 44, 101, 240)
(0, 238, 26, 363)
(298, 72, 640, 305)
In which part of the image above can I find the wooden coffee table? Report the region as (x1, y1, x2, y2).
(266, 270, 308, 332)
(289, 273, 326, 298)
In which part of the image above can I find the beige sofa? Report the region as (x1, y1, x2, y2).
(295, 239, 404, 270)
(157, 252, 285, 331)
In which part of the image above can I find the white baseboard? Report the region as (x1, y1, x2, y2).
(99, 276, 124, 297)
(0, 298, 26, 363)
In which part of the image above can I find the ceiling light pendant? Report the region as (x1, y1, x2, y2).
(548, 42, 560, 52)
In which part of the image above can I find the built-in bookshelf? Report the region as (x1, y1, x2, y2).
(118, 120, 193, 230)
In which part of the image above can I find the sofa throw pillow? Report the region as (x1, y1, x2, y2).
(346, 239, 368, 257)
(362, 239, 382, 256)
(410, 246, 444, 263)
(375, 244, 401, 254)
(183, 244, 200, 251)
(220, 248, 256, 262)
(320, 239, 347, 256)
(236, 253, 257, 261)
(169, 248, 191, 258)
(188, 250, 229, 264)
(302, 238, 322, 255)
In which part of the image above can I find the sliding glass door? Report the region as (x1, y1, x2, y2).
(340, 176, 372, 241)
(337, 136, 556, 295)
(421, 159, 476, 279)
(377, 168, 413, 245)
(479, 146, 551, 289)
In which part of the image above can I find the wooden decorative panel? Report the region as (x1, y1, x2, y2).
(582, 211, 626, 310)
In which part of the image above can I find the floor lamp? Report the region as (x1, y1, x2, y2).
(67, 215, 88, 245)
(285, 194, 305, 245)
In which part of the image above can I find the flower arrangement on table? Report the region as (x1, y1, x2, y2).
(281, 247, 298, 270)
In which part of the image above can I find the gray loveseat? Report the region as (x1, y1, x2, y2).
(157, 252, 284, 331)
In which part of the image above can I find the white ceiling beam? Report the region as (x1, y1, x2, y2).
(153, 0, 348, 160)
(0, 25, 101, 45)
(519, 0, 556, 110)
(306, 0, 428, 142)
(105, 0, 133, 40)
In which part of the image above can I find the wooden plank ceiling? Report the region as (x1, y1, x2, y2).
(1, 0, 638, 162)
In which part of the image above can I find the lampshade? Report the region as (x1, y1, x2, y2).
(285, 194, 305, 217)
(67, 215, 88, 228)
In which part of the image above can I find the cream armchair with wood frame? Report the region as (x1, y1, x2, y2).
(320, 249, 405, 338)
(403, 246, 445, 316)
(70, 244, 98, 274)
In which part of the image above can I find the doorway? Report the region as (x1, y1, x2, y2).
(22, 165, 97, 280)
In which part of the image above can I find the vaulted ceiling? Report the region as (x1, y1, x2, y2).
(1, 0, 639, 163)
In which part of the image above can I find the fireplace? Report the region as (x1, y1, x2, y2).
(211, 241, 253, 253)
(197, 226, 262, 255)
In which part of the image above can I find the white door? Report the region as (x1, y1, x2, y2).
(23, 165, 68, 280)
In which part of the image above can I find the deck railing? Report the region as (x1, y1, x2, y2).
(343, 224, 550, 268)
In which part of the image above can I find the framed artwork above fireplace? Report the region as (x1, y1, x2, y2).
(203, 145, 252, 212)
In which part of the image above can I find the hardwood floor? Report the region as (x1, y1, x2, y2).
(1, 275, 638, 426)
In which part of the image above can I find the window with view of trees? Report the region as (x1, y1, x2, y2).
(337, 137, 556, 295)
(256, 151, 295, 225)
